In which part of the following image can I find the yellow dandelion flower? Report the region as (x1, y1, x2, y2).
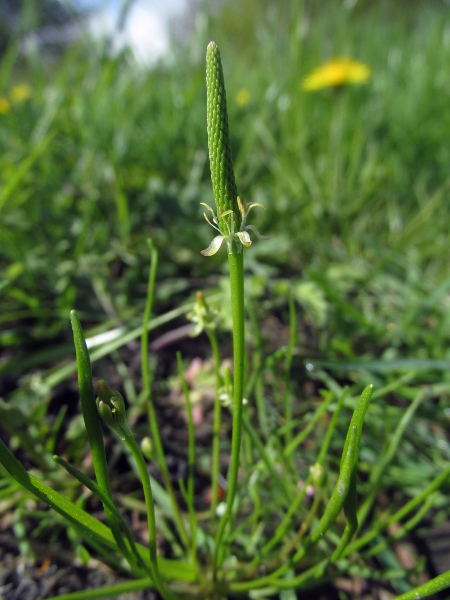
(10, 83, 31, 103)
(302, 58, 371, 91)
(236, 87, 251, 107)
(0, 96, 11, 114)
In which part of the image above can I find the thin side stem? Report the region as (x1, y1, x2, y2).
(207, 329, 222, 521)
(246, 300, 268, 438)
(124, 435, 169, 598)
(141, 240, 189, 549)
(176, 352, 195, 509)
(284, 293, 296, 476)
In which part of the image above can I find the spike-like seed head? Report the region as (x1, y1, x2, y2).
(206, 41, 241, 234)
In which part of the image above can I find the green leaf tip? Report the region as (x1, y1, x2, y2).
(206, 40, 240, 234)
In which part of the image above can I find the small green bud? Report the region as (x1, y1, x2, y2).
(309, 463, 327, 488)
(141, 436, 154, 460)
(97, 380, 131, 440)
(206, 41, 240, 234)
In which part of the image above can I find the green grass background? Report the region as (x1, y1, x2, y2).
(2, 0, 450, 360)
(1, 0, 450, 595)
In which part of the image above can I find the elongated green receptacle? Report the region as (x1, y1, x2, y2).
(206, 41, 240, 235)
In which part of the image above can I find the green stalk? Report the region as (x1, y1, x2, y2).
(393, 570, 450, 600)
(178, 478, 200, 574)
(213, 246, 245, 574)
(246, 300, 268, 438)
(283, 293, 296, 476)
(205, 41, 248, 574)
(176, 352, 195, 510)
(141, 240, 189, 549)
(96, 381, 177, 599)
(207, 328, 222, 521)
(124, 434, 166, 595)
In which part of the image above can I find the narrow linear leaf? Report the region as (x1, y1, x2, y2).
(43, 577, 155, 600)
(344, 465, 450, 557)
(311, 385, 373, 544)
(393, 569, 450, 600)
(331, 470, 358, 561)
(308, 425, 358, 546)
(0, 436, 121, 552)
(329, 385, 374, 559)
(70, 310, 110, 493)
(53, 455, 150, 576)
(70, 310, 133, 565)
(341, 384, 374, 470)
(0, 438, 194, 582)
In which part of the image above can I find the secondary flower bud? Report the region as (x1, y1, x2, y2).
(97, 380, 131, 440)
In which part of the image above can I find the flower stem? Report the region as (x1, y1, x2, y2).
(207, 329, 222, 521)
(141, 240, 189, 550)
(213, 244, 245, 575)
(124, 434, 175, 599)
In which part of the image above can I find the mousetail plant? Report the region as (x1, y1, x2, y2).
(202, 41, 271, 575)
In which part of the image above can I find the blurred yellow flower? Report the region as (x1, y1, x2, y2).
(302, 58, 371, 91)
(11, 83, 31, 103)
(0, 97, 11, 114)
(236, 88, 251, 107)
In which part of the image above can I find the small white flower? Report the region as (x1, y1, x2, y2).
(200, 196, 271, 256)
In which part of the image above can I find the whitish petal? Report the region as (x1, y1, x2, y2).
(236, 231, 252, 247)
(201, 235, 225, 256)
(245, 224, 272, 240)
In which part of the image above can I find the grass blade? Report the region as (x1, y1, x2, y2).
(70, 310, 137, 568)
(393, 570, 450, 600)
(53, 455, 150, 576)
